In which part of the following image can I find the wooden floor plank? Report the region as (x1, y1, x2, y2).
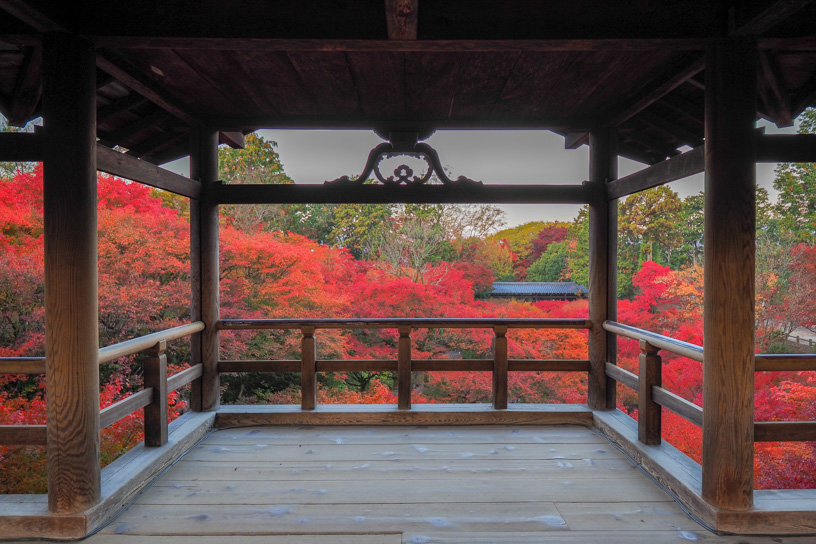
(399, 531, 816, 543)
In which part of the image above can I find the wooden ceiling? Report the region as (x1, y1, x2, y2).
(0, 0, 814, 166)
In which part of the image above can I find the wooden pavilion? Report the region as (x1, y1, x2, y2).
(0, 0, 815, 540)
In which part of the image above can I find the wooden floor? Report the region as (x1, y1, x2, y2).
(9, 425, 816, 543)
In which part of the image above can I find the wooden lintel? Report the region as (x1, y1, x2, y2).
(218, 130, 245, 149)
(98, 109, 172, 147)
(564, 132, 589, 149)
(756, 134, 816, 163)
(96, 52, 202, 127)
(0, 130, 42, 161)
(214, 183, 592, 205)
(96, 144, 201, 199)
(8, 44, 41, 126)
(638, 110, 703, 147)
(607, 146, 704, 200)
(608, 55, 705, 127)
(731, 0, 816, 36)
(757, 51, 794, 127)
(385, 0, 418, 40)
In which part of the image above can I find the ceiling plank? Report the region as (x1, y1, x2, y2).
(96, 51, 202, 127)
(7, 44, 41, 126)
(731, 0, 816, 36)
(757, 51, 794, 127)
(385, 0, 418, 41)
(607, 55, 704, 127)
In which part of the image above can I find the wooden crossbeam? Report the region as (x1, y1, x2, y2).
(96, 51, 202, 127)
(219, 131, 245, 149)
(757, 51, 794, 127)
(607, 146, 704, 200)
(7, 45, 41, 127)
(731, 0, 816, 36)
(0, 130, 42, 161)
(756, 134, 816, 163)
(607, 55, 705, 127)
(97, 144, 201, 199)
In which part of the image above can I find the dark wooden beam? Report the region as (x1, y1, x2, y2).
(757, 134, 816, 163)
(565, 132, 589, 149)
(7, 45, 41, 126)
(142, 136, 191, 165)
(219, 131, 245, 149)
(385, 0, 418, 40)
(702, 37, 757, 512)
(621, 129, 681, 159)
(215, 183, 592, 205)
(0, 130, 42, 161)
(98, 109, 171, 147)
(792, 71, 816, 116)
(607, 55, 705, 127)
(607, 146, 704, 200)
(96, 144, 200, 199)
(97, 94, 150, 125)
(638, 110, 703, 147)
(657, 94, 705, 126)
(685, 75, 705, 91)
(757, 51, 794, 127)
(0, 0, 65, 32)
(96, 52, 202, 127)
(124, 129, 185, 158)
(731, 0, 816, 36)
(87, 36, 708, 52)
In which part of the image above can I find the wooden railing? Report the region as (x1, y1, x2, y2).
(218, 318, 591, 410)
(0, 322, 205, 448)
(603, 320, 816, 449)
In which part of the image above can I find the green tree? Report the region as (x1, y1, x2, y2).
(527, 241, 569, 282)
(773, 108, 816, 245)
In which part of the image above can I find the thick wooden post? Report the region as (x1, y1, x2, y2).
(702, 38, 757, 511)
(588, 129, 618, 410)
(42, 32, 101, 514)
(301, 326, 317, 410)
(191, 128, 220, 411)
(144, 340, 168, 447)
(638, 341, 662, 446)
(397, 325, 412, 410)
(492, 326, 508, 409)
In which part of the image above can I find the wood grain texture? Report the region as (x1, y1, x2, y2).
(754, 421, 816, 442)
(191, 128, 220, 411)
(755, 354, 816, 371)
(0, 424, 47, 446)
(638, 341, 662, 445)
(397, 325, 411, 410)
(652, 387, 703, 427)
(605, 362, 639, 391)
(42, 32, 101, 514)
(702, 37, 757, 512)
(166, 363, 203, 392)
(99, 388, 153, 429)
(606, 145, 704, 200)
(492, 326, 508, 410)
(604, 321, 704, 362)
(98, 322, 204, 364)
(301, 326, 317, 411)
(0, 356, 46, 374)
(96, 144, 201, 199)
(384, 0, 417, 40)
(143, 341, 168, 447)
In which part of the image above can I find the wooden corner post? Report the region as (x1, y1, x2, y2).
(191, 128, 220, 411)
(588, 129, 618, 411)
(397, 325, 412, 410)
(492, 326, 508, 409)
(702, 37, 757, 511)
(301, 326, 317, 410)
(43, 32, 101, 513)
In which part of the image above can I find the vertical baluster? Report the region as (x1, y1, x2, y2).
(638, 340, 662, 446)
(301, 326, 317, 410)
(492, 325, 508, 409)
(398, 325, 412, 410)
(144, 340, 168, 447)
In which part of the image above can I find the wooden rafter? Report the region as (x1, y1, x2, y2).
(98, 109, 171, 147)
(0, 0, 64, 32)
(125, 129, 185, 159)
(97, 94, 150, 125)
(385, 0, 418, 40)
(7, 44, 41, 126)
(621, 129, 680, 159)
(96, 51, 202, 127)
(607, 55, 705, 127)
(757, 51, 793, 127)
(219, 131, 245, 149)
(731, 0, 816, 36)
(638, 110, 703, 147)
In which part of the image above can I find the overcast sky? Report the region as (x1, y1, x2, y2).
(167, 120, 797, 228)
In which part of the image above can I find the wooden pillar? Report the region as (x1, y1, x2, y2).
(702, 38, 757, 511)
(191, 128, 220, 411)
(492, 326, 508, 409)
(301, 326, 317, 410)
(144, 340, 168, 447)
(42, 32, 101, 514)
(397, 325, 412, 410)
(587, 129, 617, 410)
(638, 341, 662, 446)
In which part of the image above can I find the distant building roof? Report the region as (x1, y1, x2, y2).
(490, 281, 588, 297)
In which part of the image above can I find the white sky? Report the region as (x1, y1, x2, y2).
(166, 120, 799, 228)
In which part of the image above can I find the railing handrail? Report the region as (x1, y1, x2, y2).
(603, 320, 704, 362)
(98, 321, 205, 364)
(219, 317, 591, 330)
